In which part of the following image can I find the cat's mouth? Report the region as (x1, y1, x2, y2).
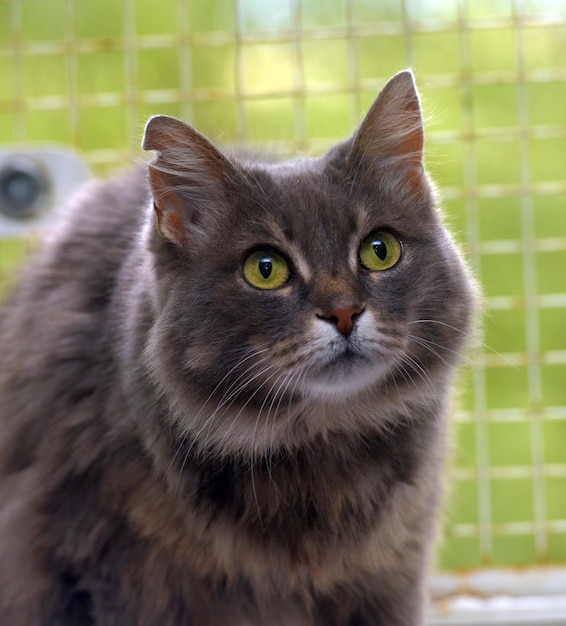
(290, 312, 403, 402)
(301, 345, 389, 402)
(323, 346, 368, 367)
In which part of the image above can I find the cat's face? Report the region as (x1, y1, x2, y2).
(141, 71, 475, 452)
(183, 160, 433, 407)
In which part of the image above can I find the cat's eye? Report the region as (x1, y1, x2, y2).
(242, 248, 292, 290)
(358, 230, 402, 272)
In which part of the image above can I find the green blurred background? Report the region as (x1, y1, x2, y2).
(1, 0, 565, 573)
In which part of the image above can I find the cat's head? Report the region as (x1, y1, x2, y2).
(141, 70, 476, 455)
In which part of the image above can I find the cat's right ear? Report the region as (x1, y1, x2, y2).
(143, 115, 238, 247)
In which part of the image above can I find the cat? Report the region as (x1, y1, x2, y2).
(0, 70, 476, 626)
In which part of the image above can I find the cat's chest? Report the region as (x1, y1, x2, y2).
(121, 433, 423, 596)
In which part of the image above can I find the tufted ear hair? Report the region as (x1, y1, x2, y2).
(143, 115, 239, 247)
(348, 70, 424, 182)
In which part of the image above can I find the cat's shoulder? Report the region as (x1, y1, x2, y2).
(0, 166, 151, 349)
(6, 166, 148, 294)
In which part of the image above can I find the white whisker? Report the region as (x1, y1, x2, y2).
(169, 347, 273, 493)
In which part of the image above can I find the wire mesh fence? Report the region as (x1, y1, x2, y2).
(1, 0, 566, 618)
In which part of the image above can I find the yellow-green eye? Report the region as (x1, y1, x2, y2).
(243, 249, 291, 290)
(359, 230, 402, 271)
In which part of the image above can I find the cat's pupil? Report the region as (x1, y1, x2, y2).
(259, 259, 272, 279)
(373, 241, 387, 261)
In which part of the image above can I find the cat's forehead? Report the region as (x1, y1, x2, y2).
(243, 155, 411, 246)
(244, 158, 359, 241)
(263, 155, 319, 177)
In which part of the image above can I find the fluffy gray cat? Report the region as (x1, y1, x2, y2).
(0, 70, 476, 625)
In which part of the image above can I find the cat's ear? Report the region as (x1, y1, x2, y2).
(143, 115, 238, 247)
(349, 70, 424, 179)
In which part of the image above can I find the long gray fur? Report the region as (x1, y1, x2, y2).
(0, 71, 476, 625)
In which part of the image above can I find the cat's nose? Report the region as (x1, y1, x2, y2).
(319, 306, 363, 335)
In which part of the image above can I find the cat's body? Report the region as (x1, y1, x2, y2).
(0, 71, 475, 625)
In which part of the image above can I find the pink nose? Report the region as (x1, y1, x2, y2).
(319, 306, 363, 335)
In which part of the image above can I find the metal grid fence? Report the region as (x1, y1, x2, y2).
(1, 0, 566, 620)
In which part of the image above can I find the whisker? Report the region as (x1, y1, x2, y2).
(408, 317, 516, 369)
(408, 334, 458, 366)
(193, 347, 271, 418)
(218, 364, 284, 452)
(189, 353, 276, 449)
(393, 349, 439, 406)
(169, 347, 274, 493)
(211, 354, 274, 415)
(202, 362, 278, 453)
(258, 371, 292, 447)
(407, 318, 468, 335)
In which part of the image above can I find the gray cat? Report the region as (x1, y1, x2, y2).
(0, 70, 476, 625)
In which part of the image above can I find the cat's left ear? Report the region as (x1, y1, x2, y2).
(143, 115, 239, 247)
(348, 70, 424, 180)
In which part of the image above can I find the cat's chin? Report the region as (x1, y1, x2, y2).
(300, 359, 389, 403)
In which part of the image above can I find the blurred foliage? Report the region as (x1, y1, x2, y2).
(1, 0, 566, 571)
